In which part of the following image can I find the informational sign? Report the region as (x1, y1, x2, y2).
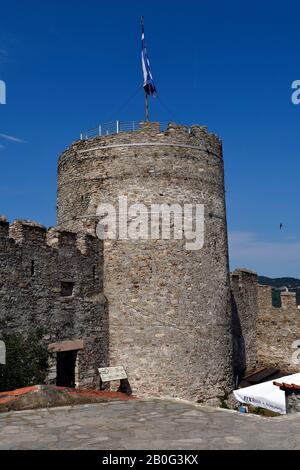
(0, 340, 6, 365)
(98, 366, 127, 383)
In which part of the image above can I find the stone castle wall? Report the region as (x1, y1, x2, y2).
(0, 217, 108, 388)
(231, 268, 258, 378)
(56, 122, 234, 403)
(2, 120, 298, 399)
(257, 286, 300, 372)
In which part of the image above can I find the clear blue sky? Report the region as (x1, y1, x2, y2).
(1, 0, 300, 277)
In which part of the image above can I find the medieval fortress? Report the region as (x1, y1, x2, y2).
(0, 121, 299, 403)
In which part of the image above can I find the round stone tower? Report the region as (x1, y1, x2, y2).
(57, 121, 233, 403)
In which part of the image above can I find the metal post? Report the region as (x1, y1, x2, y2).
(80, 133, 83, 140)
(142, 16, 149, 122)
(99, 125, 101, 136)
(144, 89, 149, 122)
(116, 120, 119, 134)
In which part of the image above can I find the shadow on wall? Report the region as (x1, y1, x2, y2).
(231, 292, 246, 386)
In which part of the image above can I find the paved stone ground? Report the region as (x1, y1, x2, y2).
(0, 398, 300, 450)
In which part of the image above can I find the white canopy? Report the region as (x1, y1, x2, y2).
(233, 372, 300, 414)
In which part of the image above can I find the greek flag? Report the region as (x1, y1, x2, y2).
(141, 22, 157, 97)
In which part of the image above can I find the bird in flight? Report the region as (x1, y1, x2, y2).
(279, 223, 283, 230)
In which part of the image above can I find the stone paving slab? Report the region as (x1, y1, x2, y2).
(0, 398, 299, 450)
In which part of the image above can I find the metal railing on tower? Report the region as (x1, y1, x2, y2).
(80, 121, 191, 140)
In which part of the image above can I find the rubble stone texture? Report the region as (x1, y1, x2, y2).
(287, 391, 300, 413)
(231, 268, 258, 376)
(2, 122, 279, 402)
(56, 122, 234, 402)
(257, 286, 300, 371)
(0, 218, 108, 388)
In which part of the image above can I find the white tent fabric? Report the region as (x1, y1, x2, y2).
(233, 372, 300, 414)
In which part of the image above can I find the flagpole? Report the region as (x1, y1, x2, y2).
(141, 15, 157, 121)
(141, 16, 149, 122)
(144, 89, 149, 122)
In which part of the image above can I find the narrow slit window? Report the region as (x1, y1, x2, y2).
(31, 260, 35, 276)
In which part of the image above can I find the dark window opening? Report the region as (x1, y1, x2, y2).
(61, 282, 74, 297)
(93, 265, 96, 280)
(56, 350, 77, 388)
(31, 260, 35, 276)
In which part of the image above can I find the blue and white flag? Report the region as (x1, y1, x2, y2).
(141, 22, 157, 97)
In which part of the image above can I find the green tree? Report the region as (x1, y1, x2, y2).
(0, 329, 49, 392)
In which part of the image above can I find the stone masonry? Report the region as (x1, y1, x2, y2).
(257, 286, 300, 372)
(231, 275, 300, 376)
(3, 120, 296, 403)
(0, 217, 108, 388)
(56, 122, 234, 403)
(231, 268, 258, 378)
(286, 391, 300, 414)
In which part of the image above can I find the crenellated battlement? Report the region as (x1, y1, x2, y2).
(56, 120, 226, 237)
(231, 272, 300, 376)
(58, 121, 223, 169)
(231, 267, 258, 289)
(0, 217, 100, 255)
(0, 216, 9, 238)
(9, 220, 47, 245)
(258, 284, 299, 310)
(46, 227, 77, 250)
(0, 215, 107, 389)
(0, 217, 102, 296)
(257, 285, 300, 372)
(281, 290, 298, 309)
(55, 118, 232, 401)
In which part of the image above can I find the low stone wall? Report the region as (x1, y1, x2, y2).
(231, 268, 258, 377)
(286, 391, 300, 413)
(0, 217, 108, 388)
(257, 286, 300, 372)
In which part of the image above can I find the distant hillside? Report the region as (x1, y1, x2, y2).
(258, 276, 300, 289)
(258, 276, 300, 306)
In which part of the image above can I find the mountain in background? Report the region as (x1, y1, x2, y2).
(258, 276, 300, 306)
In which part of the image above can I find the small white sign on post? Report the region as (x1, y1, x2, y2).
(98, 366, 127, 383)
(0, 340, 6, 365)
